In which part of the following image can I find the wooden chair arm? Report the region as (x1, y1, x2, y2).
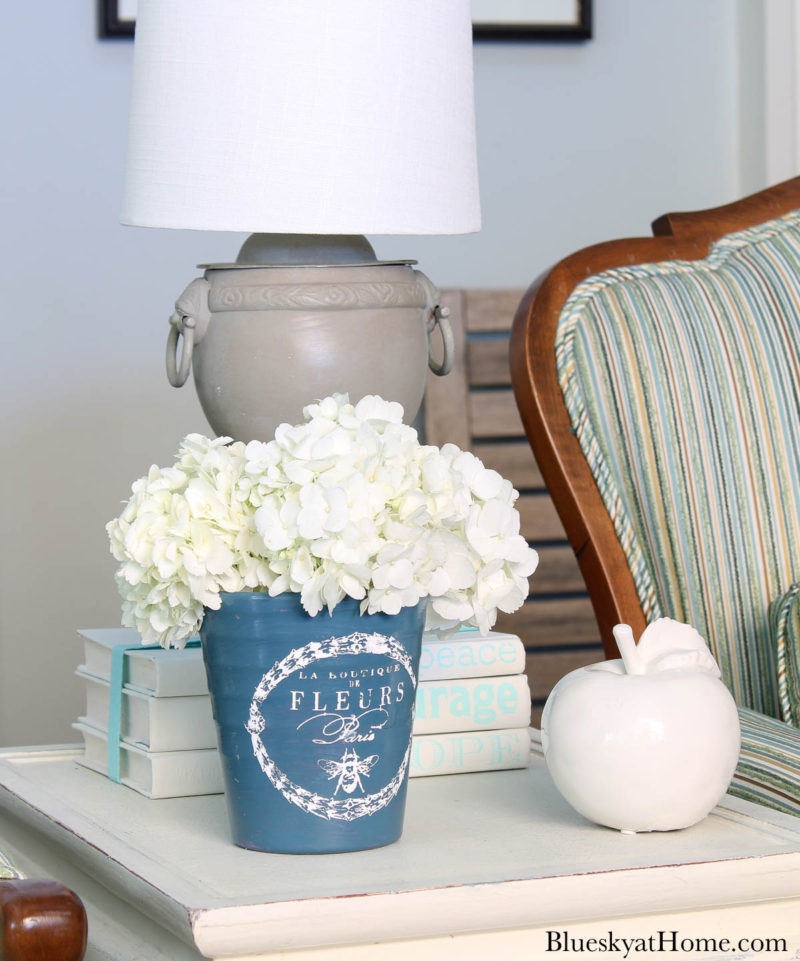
(0, 879, 87, 961)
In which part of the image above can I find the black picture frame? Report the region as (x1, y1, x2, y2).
(99, 1, 593, 43)
(99, 0, 135, 38)
(472, 0, 592, 41)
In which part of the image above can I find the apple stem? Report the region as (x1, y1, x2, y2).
(613, 623, 645, 675)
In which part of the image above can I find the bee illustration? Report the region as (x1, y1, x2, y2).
(318, 749, 379, 796)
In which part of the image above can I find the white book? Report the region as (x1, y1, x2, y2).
(79, 626, 525, 693)
(76, 668, 217, 752)
(75, 667, 532, 748)
(73, 720, 224, 799)
(413, 674, 531, 736)
(73, 717, 527, 799)
(78, 628, 208, 697)
(409, 727, 531, 778)
(419, 630, 526, 681)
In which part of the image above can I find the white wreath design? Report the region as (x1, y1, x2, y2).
(247, 631, 417, 821)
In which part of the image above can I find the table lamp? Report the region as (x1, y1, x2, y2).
(121, 0, 481, 441)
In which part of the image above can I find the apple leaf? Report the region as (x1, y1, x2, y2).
(634, 617, 721, 677)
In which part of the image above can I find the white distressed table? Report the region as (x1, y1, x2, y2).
(1, 736, 800, 960)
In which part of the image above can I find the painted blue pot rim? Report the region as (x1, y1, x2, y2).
(210, 590, 425, 615)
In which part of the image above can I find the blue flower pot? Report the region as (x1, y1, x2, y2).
(200, 592, 426, 854)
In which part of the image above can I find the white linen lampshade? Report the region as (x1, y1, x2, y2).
(121, 0, 481, 235)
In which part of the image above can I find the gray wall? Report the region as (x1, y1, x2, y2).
(0, 1, 755, 745)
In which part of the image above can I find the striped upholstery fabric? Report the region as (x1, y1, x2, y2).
(555, 210, 800, 816)
(737, 707, 800, 814)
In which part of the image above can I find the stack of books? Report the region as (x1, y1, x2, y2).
(411, 628, 532, 778)
(73, 626, 531, 798)
(73, 628, 223, 798)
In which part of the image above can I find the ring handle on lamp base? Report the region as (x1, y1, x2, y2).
(426, 304, 454, 376)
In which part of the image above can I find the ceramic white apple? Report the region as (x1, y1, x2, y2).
(541, 618, 741, 833)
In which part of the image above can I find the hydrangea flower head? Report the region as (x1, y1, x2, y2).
(108, 394, 538, 646)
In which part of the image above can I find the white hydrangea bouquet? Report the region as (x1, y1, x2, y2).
(108, 394, 538, 648)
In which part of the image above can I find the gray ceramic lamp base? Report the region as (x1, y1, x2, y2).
(166, 234, 453, 443)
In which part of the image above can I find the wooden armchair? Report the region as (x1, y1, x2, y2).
(511, 177, 800, 816)
(0, 849, 87, 961)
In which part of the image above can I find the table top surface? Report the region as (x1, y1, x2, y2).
(2, 738, 800, 956)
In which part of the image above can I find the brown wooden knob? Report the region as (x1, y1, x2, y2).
(0, 879, 87, 961)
